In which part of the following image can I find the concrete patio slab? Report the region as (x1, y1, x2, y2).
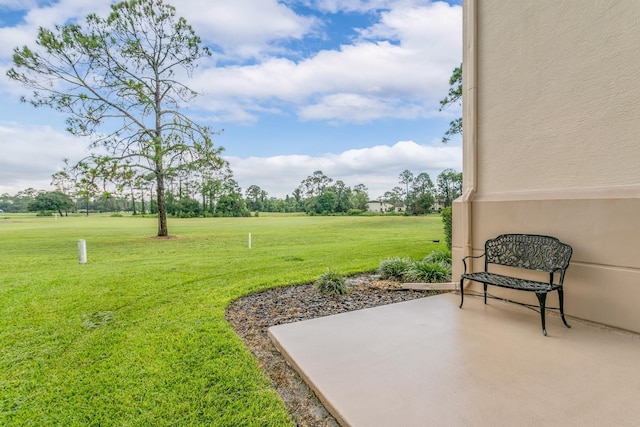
(269, 293, 640, 427)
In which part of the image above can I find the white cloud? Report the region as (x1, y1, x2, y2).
(192, 2, 461, 124)
(0, 0, 38, 8)
(0, 124, 90, 194)
(0, 0, 112, 57)
(0, 0, 316, 60)
(299, 93, 391, 123)
(227, 140, 461, 198)
(1, 1, 461, 125)
(297, 0, 398, 14)
(178, 0, 319, 60)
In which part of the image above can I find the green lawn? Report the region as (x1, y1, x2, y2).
(0, 214, 445, 426)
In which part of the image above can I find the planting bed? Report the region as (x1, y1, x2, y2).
(226, 274, 442, 426)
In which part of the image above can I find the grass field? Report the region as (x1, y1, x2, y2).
(0, 214, 446, 426)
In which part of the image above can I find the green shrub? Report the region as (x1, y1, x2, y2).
(379, 250, 452, 283)
(407, 260, 451, 283)
(441, 206, 452, 251)
(378, 257, 413, 281)
(315, 269, 349, 295)
(423, 249, 451, 265)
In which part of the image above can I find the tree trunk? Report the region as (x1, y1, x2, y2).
(156, 170, 168, 236)
(130, 187, 137, 215)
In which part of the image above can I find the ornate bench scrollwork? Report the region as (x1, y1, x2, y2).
(459, 234, 573, 336)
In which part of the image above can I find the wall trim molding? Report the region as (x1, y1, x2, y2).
(473, 185, 640, 202)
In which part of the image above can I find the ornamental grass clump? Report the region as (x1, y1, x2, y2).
(378, 250, 452, 283)
(315, 269, 350, 295)
(377, 257, 414, 281)
(406, 260, 451, 283)
(422, 249, 452, 266)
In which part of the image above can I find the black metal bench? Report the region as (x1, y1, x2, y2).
(459, 234, 573, 335)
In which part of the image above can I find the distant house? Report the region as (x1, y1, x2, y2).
(366, 201, 405, 213)
(366, 201, 390, 213)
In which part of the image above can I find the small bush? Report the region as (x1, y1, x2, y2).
(441, 206, 452, 251)
(423, 249, 451, 265)
(315, 269, 349, 295)
(378, 250, 453, 283)
(406, 260, 451, 283)
(378, 257, 413, 281)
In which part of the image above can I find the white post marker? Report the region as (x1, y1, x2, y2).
(248, 233, 252, 250)
(78, 239, 87, 264)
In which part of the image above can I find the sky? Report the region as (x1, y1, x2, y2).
(0, 0, 462, 200)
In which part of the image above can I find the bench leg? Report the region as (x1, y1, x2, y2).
(536, 292, 548, 336)
(558, 288, 571, 328)
(459, 278, 464, 308)
(483, 283, 488, 304)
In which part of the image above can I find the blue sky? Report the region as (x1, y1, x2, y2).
(0, 0, 462, 199)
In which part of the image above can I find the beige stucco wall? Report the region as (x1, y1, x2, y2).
(453, 1, 640, 332)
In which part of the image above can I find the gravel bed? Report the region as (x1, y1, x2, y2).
(225, 275, 443, 426)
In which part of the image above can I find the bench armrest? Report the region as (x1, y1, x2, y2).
(461, 253, 485, 274)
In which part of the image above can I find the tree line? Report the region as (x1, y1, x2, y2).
(245, 169, 461, 215)
(1, 168, 461, 217)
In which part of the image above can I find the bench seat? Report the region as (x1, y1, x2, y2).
(461, 272, 560, 293)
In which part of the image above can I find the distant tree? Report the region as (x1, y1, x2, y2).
(201, 178, 223, 215)
(412, 172, 435, 198)
(383, 187, 404, 206)
(298, 171, 333, 198)
(74, 161, 101, 215)
(350, 183, 369, 211)
(8, 0, 222, 236)
(399, 170, 414, 205)
(317, 191, 338, 214)
(245, 185, 265, 211)
(332, 180, 351, 213)
(285, 194, 302, 212)
(29, 191, 73, 216)
(410, 193, 435, 215)
(51, 159, 76, 201)
(291, 188, 303, 207)
(135, 173, 155, 215)
(439, 64, 462, 143)
(215, 178, 249, 217)
(408, 172, 436, 214)
(117, 164, 139, 215)
(436, 169, 463, 207)
(217, 193, 249, 217)
(0, 190, 37, 213)
(0, 194, 13, 213)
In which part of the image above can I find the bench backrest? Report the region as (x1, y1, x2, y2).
(485, 234, 572, 273)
